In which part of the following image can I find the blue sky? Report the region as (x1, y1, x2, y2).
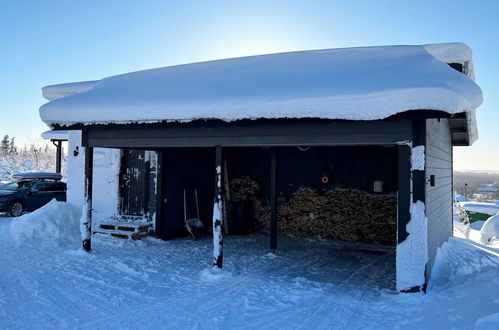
(0, 0, 497, 169)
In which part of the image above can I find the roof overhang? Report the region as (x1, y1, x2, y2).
(39, 43, 482, 145)
(41, 130, 69, 141)
(450, 113, 472, 146)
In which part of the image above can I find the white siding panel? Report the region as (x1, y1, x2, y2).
(425, 118, 453, 282)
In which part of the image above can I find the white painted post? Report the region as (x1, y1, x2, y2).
(81, 145, 93, 252)
(213, 146, 223, 268)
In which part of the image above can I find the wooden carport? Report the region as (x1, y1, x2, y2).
(68, 114, 438, 275)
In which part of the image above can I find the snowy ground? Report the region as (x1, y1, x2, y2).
(0, 214, 498, 329)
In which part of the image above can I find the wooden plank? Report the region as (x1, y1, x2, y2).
(451, 139, 454, 237)
(426, 197, 452, 221)
(425, 118, 454, 285)
(426, 180, 452, 196)
(425, 149, 452, 161)
(425, 157, 452, 169)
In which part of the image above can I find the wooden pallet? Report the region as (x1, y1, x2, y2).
(93, 222, 151, 240)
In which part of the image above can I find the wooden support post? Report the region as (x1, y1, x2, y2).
(270, 147, 277, 250)
(397, 120, 428, 293)
(412, 120, 427, 292)
(82, 146, 93, 252)
(55, 141, 62, 174)
(155, 151, 164, 238)
(412, 120, 426, 204)
(213, 145, 224, 268)
(397, 145, 411, 244)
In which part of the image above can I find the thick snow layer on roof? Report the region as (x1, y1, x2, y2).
(39, 43, 482, 129)
(41, 130, 69, 140)
(459, 202, 499, 216)
(480, 213, 499, 244)
(42, 80, 99, 101)
(424, 43, 472, 68)
(477, 187, 499, 192)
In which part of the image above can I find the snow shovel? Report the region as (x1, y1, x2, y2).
(184, 188, 205, 240)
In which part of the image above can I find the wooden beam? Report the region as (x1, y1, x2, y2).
(270, 148, 277, 250)
(84, 119, 412, 149)
(55, 141, 62, 173)
(155, 151, 164, 237)
(412, 120, 426, 204)
(397, 144, 411, 244)
(412, 120, 427, 292)
(397, 120, 428, 293)
(213, 145, 224, 268)
(82, 145, 93, 252)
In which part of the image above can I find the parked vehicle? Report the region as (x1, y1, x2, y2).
(0, 172, 66, 217)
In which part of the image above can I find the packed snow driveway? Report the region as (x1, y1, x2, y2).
(0, 217, 498, 329)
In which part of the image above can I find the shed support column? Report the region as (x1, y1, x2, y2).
(396, 120, 428, 293)
(82, 146, 93, 252)
(213, 145, 224, 268)
(397, 145, 411, 244)
(155, 151, 164, 237)
(411, 120, 428, 291)
(412, 120, 426, 204)
(55, 140, 62, 174)
(270, 148, 277, 250)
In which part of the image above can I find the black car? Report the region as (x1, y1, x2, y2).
(0, 172, 67, 217)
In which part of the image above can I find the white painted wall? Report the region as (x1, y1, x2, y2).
(92, 147, 121, 220)
(67, 131, 85, 207)
(66, 131, 121, 221)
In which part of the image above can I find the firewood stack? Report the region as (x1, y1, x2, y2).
(229, 177, 397, 246)
(230, 177, 269, 233)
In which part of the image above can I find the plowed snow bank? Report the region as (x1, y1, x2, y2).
(9, 200, 81, 245)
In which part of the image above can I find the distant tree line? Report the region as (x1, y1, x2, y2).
(0, 135, 17, 156)
(454, 171, 499, 199)
(0, 135, 66, 181)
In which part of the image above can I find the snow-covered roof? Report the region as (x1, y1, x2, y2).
(42, 80, 99, 101)
(459, 202, 499, 216)
(477, 187, 499, 192)
(39, 43, 482, 141)
(12, 172, 63, 180)
(41, 130, 69, 141)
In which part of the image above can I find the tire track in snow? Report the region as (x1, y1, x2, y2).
(319, 256, 394, 329)
(77, 271, 251, 328)
(287, 254, 394, 329)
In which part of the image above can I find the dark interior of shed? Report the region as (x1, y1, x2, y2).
(224, 146, 398, 246)
(149, 146, 398, 246)
(159, 147, 215, 239)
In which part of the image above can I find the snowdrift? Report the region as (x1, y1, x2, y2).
(429, 237, 499, 288)
(9, 199, 81, 246)
(480, 213, 499, 244)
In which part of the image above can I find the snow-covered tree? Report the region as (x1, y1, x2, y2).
(0, 135, 66, 182)
(9, 137, 17, 155)
(0, 135, 10, 156)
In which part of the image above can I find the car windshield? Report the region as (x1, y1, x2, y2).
(0, 180, 33, 191)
